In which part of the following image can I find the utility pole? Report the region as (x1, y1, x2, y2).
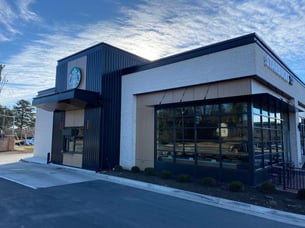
(0, 64, 4, 81)
(0, 64, 7, 94)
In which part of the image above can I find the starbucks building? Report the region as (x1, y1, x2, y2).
(33, 33, 305, 185)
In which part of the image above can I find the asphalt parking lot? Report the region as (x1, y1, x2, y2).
(0, 152, 304, 227)
(0, 168, 303, 228)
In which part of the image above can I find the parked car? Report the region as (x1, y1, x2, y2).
(229, 143, 247, 153)
(25, 138, 34, 145)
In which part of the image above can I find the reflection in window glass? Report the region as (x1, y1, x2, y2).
(251, 97, 285, 170)
(157, 128, 173, 144)
(262, 116, 269, 127)
(262, 106, 268, 116)
(224, 128, 248, 140)
(221, 142, 249, 169)
(276, 112, 281, 120)
(197, 142, 220, 168)
(253, 114, 261, 127)
(264, 153, 271, 167)
(254, 154, 264, 169)
(155, 97, 286, 173)
(221, 114, 248, 127)
(175, 142, 195, 165)
(156, 101, 249, 170)
(204, 104, 219, 115)
(157, 109, 174, 129)
(253, 106, 260, 115)
(197, 115, 218, 128)
(221, 103, 247, 114)
(270, 118, 276, 129)
(197, 128, 218, 140)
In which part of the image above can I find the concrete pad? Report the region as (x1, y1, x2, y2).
(0, 161, 99, 189)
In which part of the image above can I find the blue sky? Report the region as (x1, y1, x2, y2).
(1, 0, 305, 107)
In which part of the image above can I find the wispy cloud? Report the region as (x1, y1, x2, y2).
(1, 0, 305, 106)
(0, 0, 18, 39)
(17, 0, 39, 21)
(0, 0, 39, 41)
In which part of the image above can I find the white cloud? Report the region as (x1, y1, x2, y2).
(17, 0, 39, 21)
(0, 0, 39, 41)
(0, 0, 18, 36)
(1, 0, 305, 106)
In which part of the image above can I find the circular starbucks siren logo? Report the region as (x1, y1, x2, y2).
(68, 67, 82, 89)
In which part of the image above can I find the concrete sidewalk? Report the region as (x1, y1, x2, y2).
(0, 158, 304, 227)
(0, 161, 99, 189)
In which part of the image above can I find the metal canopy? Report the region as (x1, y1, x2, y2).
(32, 89, 101, 111)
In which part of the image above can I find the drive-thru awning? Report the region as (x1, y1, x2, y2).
(32, 88, 101, 111)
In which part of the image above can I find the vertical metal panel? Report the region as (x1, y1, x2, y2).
(86, 49, 103, 93)
(86, 44, 149, 94)
(51, 111, 64, 164)
(55, 63, 67, 92)
(83, 107, 102, 170)
(98, 45, 149, 170)
(102, 44, 149, 75)
(100, 71, 122, 169)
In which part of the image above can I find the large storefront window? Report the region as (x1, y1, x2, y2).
(156, 101, 249, 170)
(63, 127, 84, 153)
(253, 99, 285, 170)
(156, 96, 288, 175)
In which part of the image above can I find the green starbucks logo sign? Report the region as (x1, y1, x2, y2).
(68, 67, 82, 89)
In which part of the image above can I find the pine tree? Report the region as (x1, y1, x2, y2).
(13, 100, 35, 138)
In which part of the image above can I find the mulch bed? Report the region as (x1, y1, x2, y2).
(103, 170, 305, 215)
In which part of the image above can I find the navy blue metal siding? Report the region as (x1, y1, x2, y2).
(83, 107, 102, 170)
(55, 63, 67, 92)
(86, 48, 103, 94)
(98, 46, 149, 170)
(100, 71, 122, 169)
(102, 45, 149, 74)
(51, 111, 65, 164)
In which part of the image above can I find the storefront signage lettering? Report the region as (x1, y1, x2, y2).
(264, 55, 293, 85)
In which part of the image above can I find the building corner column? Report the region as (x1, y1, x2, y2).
(288, 100, 302, 168)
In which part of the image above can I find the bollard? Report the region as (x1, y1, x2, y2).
(47, 152, 51, 164)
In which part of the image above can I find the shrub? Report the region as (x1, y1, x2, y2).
(131, 166, 140, 173)
(144, 167, 155, 176)
(228, 181, 244, 192)
(200, 177, 216, 186)
(260, 182, 276, 193)
(113, 165, 123, 172)
(177, 174, 191, 183)
(160, 170, 172, 179)
(297, 189, 305, 200)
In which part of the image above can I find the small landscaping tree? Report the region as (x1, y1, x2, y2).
(259, 182, 276, 193)
(200, 177, 216, 186)
(131, 166, 140, 173)
(160, 170, 172, 179)
(144, 167, 155, 176)
(113, 165, 123, 172)
(177, 174, 191, 183)
(228, 181, 244, 192)
(297, 189, 305, 200)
